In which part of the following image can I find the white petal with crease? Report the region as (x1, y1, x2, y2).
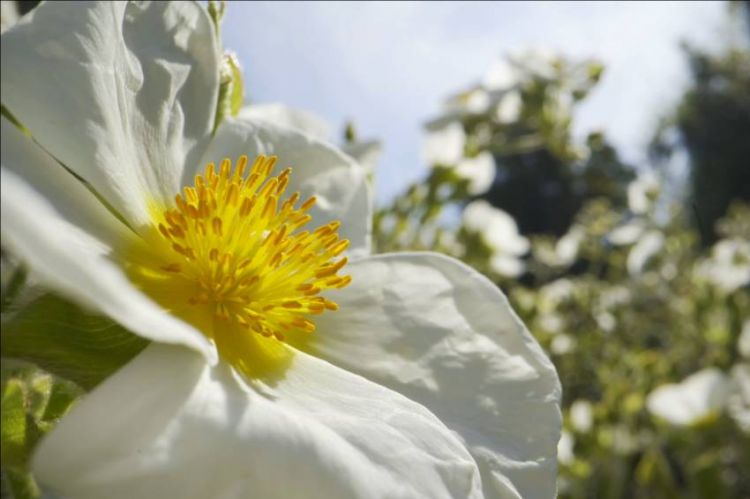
(197, 117, 372, 257)
(33, 344, 481, 499)
(0, 119, 215, 363)
(313, 252, 561, 499)
(1, 1, 219, 225)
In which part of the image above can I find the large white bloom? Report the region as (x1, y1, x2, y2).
(646, 368, 730, 426)
(626, 172, 660, 215)
(0, 2, 560, 499)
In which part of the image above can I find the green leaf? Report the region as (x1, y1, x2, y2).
(1, 294, 149, 391)
(1, 379, 27, 468)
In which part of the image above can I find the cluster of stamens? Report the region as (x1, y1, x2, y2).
(153, 155, 350, 341)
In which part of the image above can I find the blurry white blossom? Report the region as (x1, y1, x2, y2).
(695, 238, 750, 293)
(455, 152, 495, 195)
(422, 121, 465, 165)
(495, 91, 522, 124)
(570, 400, 594, 433)
(627, 230, 664, 275)
(557, 430, 575, 465)
(551, 334, 576, 355)
(646, 368, 730, 426)
(556, 225, 586, 267)
(627, 172, 660, 214)
(482, 57, 519, 90)
(463, 200, 529, 277)
(608, 219, 646, 246)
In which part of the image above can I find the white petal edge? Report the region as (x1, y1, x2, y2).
(0, 119, 216, 363)
(33, 344, 482, 499)
(1, 0, 220, 226)
(312, 252, 562, 499)
(238, 103, 332, 141)
(195, 116, 372, 258)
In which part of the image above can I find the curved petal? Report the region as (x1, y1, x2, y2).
(0, 119, 216, 363)
(238, 103, 331, 141)
(33, 344, 481, 499)
(196, 117, 372, 257)
(310, 252, 562, 499)
(1, 1, 220, 226)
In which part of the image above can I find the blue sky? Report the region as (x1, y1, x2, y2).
(222, 1, 727, 204)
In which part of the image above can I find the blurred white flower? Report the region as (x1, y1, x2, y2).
(695, 238, 750, 293)
(570, 400, 594, 433)
(608, 219, 646, 246)
(539, 278, 575, 310)
(627, 230, 664, 275)
(555, 225, 586, 267)
(463, 200, 529, 277)
(595, 312, 616, 333)
(551, 334, 576, 355)
(444, 87, 492, 115)
(646, 368, 730, 426)
(482, 57, 519, 90)
(2, 2, 561, 497)
(557, 430, 575, 465)
(495, 91, 522, 124)
(627, 172, 660, 215)
(422, 121, 465, 166)
(455, 152, 495, 195)
(508, 47, 558, 80)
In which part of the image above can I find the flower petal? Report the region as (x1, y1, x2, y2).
(311, 252, 562, 499)
(196, 117, 372, 257)
(33, 344, 481, 499)
(1, 1, 220, 226)
(238, 103, 332, 141)
(0, 119, 216, 363)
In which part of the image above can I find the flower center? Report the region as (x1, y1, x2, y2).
(126, 155, 350, 375)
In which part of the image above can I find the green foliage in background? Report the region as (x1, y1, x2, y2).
(374, 5, 750, 497)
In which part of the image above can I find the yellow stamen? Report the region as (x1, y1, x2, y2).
(127, 155, 350, 377)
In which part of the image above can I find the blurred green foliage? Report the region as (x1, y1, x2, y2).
(374, 5, 750, 497)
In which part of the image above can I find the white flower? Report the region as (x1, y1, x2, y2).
(695, 238, 750, 293)
(422, 121, 466, 166)
(455, 152, 495, 195)
(1, 2, 560, 498)
(550, 334, 576, 355)
(482, 57, 519, 91)
(557, 430, 575, 465)
(569, 400, 593, 433)
(627, 172, 660, 215)
(555, 225, 586, 267)
(463, 200, 529, 277)
(495, 90, 522, 124)
(646, 368, 730, 426)
(627, 230, 664, 275)
(607, 219, 646, 246)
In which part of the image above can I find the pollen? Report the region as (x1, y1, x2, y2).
(138, 155, 350, 351)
